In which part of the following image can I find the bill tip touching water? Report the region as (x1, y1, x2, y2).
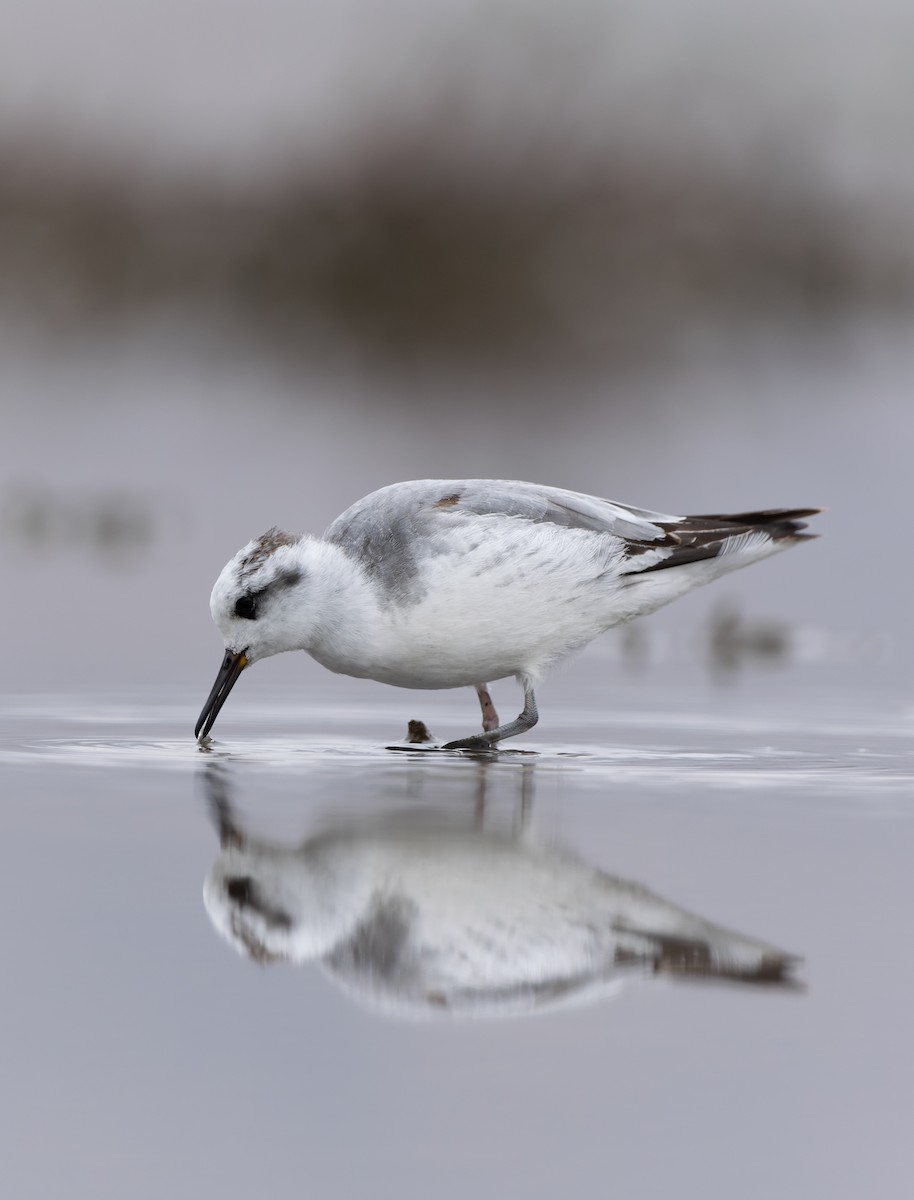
(195, 478, 822, 747)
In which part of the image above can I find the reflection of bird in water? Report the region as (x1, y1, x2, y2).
(202, 768, 800, 1019)
(195, 479, 820, 748)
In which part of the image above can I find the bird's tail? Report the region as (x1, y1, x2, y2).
(625, 507, 823, 575)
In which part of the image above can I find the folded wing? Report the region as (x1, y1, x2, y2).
(324, 479, 821, 597)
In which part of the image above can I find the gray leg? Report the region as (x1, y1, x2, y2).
(475, 683, 500, 733)
(444, 683, 538, 750)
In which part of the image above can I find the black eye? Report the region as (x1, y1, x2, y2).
(226, 876, 254, 905)
(234, 595, 257, 620)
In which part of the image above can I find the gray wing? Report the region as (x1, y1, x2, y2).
(323, 479, 682, 600)
(426, 480, 682, 540)
(323, 479, 820, 600)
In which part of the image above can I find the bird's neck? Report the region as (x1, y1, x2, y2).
(295, 537, 385, 678)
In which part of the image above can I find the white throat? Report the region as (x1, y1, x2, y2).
(286, 538, 383, 674)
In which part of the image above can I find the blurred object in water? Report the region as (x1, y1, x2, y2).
(619, 622, 650, 672)
(708, 601, 792, 680)
(2, 482, 154, 562)
(404, 719, 435, 744)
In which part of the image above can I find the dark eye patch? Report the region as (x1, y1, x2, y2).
(226, 876, 254, 904)
(234, 594, 258, 620)
(225, 875, 292, 930)
(234, 568, 302, 621)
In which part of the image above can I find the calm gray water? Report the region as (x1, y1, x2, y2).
(2, 672, 911, 1200)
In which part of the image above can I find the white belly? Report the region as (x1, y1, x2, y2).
(312, 524, 626, 689)
(306, 517, 788, 690)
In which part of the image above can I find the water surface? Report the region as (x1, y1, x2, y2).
(2, 677, 911, 1199)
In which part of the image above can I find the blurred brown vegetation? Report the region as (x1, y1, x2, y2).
(1, 124, 911, 371)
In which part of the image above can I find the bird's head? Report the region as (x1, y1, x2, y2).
(195, 528, 309, 740)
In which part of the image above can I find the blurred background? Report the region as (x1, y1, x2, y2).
(2, 0, 912, 695)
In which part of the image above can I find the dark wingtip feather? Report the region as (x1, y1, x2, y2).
(686, 507, 824, 542)
(691, 507, 824, 522)
(625, 506, 822, 575)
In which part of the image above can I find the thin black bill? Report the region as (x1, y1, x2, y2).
(195, 650, 248, 740)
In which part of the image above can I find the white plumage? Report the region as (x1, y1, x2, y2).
(196, 479, 819, 747)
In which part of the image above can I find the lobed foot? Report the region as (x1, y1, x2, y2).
(442, 733, 496, 751)
(444, 683, 539, 751)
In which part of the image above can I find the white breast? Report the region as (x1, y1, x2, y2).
(339, 519, 626, 689)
